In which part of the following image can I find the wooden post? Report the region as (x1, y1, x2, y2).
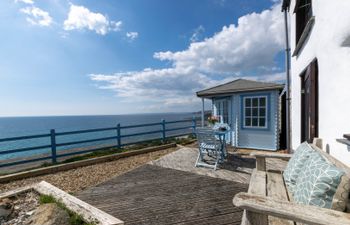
(50, 129, 57, 164)
(192, 116, 196, 135)
(201, 98, 205, 127)
(256, 157, 266, 171)
(117, 123, 121, 148)
(162, 119, 166, 143)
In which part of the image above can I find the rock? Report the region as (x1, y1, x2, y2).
(0, 198, 11, 206)
(0, 206, 12, 219)
(28, 203, 70, 225)
(26, 210, 35, 216)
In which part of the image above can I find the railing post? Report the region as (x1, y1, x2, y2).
(192, 116, 196, 135)
(161, 119, 166, 143)
(50, 129, 57, 164)
(117, 123, 121, 148)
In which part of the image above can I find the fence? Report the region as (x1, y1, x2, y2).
(0, 117, 197, 168)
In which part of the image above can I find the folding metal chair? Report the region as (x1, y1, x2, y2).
(195, 127, 222, 170)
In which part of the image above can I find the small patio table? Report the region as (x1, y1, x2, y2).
(214, 129, 230, 161)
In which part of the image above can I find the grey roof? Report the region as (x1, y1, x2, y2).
(196, 79, 284, 98)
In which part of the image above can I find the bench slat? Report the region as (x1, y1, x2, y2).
(267, 172, 294, 225)
(241, 169, 268, 225)
(248, 169, 266, 195)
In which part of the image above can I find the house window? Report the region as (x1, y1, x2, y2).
(295, 0, 312, 45)
(243, 96, 267, 129)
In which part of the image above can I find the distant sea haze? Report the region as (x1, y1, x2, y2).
(0, 113, 194, 160)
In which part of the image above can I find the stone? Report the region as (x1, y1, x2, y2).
(28, 203, 70, 225)
(0, 206, 12, 219)
(0, 198, 11, 206)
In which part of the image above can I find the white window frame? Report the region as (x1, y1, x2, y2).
(243, 95, 268, 129)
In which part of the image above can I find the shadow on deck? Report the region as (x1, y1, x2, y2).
(76, 147, 288, 225)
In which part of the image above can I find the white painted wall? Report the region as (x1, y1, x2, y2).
(289, 0, 350, 165)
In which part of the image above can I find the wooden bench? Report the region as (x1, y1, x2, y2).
(233, 139, 350, 225)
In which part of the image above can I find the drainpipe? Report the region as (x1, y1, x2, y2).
(282, 3, 291, 152)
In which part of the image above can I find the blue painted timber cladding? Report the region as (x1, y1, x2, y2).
(213, 90, 280, 151)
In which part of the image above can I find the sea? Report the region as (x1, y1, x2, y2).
(0, 113, 196, 161)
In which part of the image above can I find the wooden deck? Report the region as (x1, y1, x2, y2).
(77, 164, 248, 225)
(150, 147, 287, 184)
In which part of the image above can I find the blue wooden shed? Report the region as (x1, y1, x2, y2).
(196, 79, 285, 151)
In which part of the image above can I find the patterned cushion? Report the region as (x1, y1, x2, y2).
(293, 152, 350, 211)
(283, 142, 314, 193)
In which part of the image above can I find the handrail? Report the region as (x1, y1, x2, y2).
(55, 127, 117, 136)
(0, 133, 50, 142)
(56, 136, 119, 147)
(0, 145, 52, 155)
(120, 130, 163, 138)
(120, 122, 162, 129)
(165, 126, 193, 132)
(0, 117, 197, 168)
(164, 119, 192, 124)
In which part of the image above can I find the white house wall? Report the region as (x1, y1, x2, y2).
(289, 0, 350, 165)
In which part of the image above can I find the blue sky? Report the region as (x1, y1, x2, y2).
(0, 0, 285, 116)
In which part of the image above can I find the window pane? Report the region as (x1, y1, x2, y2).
(245, 108, 251, 117)
(245, 118, 251, 126)
(223, 101, 228, 123)
(252, 118, 258, 126)
(252, 108, 258, 117)
(259, 108, 266, 117)
(245, 98, 251, 107)
(252, 98, 258, 107)
(259, 97, 266, 107)
(259, 118, 266, 127)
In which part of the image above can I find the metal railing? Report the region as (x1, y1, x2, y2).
(0, 117, 197, 168)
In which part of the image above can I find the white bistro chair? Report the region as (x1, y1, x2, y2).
(195, 127, 222, 170)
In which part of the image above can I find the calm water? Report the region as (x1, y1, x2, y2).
(0, 113, 195, 160)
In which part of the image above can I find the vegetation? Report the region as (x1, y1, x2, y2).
(39, 194, 95, 225)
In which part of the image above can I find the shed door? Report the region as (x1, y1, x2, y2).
(214, 98, 232, 143)
(301, 60, 318, 143)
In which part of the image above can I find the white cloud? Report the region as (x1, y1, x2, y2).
(20, 6, 52, 26)
(63, 4, 122, 35)
(190, 25, 205, 42)
(154, 4, 284, 75)
(90, 3, 285, 110)
(126, 32, 138, 41)
(15, 0, 34, 4)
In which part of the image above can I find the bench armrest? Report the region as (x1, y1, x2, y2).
(250, 152, 293, 159)
(250, 152, 292, 171)
(233, 193, 350, 225)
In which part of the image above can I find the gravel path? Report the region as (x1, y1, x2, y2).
(0, 147, 178, 194)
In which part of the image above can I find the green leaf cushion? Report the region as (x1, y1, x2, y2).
(293, 152, 350, 211)
(283, 142, 314, 193)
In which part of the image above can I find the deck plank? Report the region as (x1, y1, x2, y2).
(77, 164, 248, 225)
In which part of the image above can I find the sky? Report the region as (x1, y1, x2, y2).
(0, 0, 286, 117)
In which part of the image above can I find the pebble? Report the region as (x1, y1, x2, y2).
(0, 191, 39, 225)
(0, 147, 177, 194)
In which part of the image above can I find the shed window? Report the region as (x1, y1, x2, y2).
(295, 0, 312, 45)
(243, 96, 267, 129)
